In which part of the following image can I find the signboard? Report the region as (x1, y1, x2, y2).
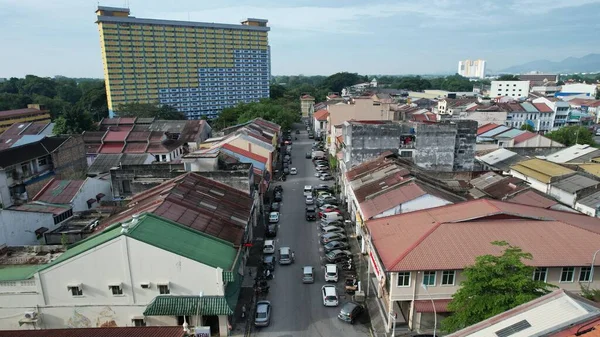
(195, 326, 211, 337)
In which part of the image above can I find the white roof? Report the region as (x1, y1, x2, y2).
(476, 148, 518, 165)
(544, 144, 598, 163)
(448, 290, 600, 337)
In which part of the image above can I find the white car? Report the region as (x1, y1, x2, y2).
(303, 185, 313, 197)
(305, 195, 314, 205)
(324, 264, 338, 282)
(290, 168, 297, 175)
(322, 285, 339, 307)
(269, 212, 280, 223)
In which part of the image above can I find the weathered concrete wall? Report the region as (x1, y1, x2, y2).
(452, 120, 477, 171)
(52, 135, 87, 177)
(506, 146, 566, 157)
(110, 164, 186, 198)
(196, 170, 253, 195)
(414, 123, 457, 172)
(343, 122, 413, 168)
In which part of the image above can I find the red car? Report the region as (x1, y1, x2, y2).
(319, 208, 342, 218)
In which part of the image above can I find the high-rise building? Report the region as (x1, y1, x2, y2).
(95, 6, 271, 119)
(457, 59, 486, 79)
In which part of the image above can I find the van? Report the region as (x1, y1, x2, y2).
(279, 247, 294, 265)
(263, 240, 275, 254)
(321, 212, 343, 223)
(302, 266, 315, 283)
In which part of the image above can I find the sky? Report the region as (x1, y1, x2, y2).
(1, 0, 600, 78)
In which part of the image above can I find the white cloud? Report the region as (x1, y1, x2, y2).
(509, 0, 600, 14)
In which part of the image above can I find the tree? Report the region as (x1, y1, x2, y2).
(498, 75, 520, 81)
(53, 105, 96, 135)
(0, 93, 33, 110)
(442, 241, 556, 333)
(269, 84, 286, 99)
(520, 124, 535, 132)
(78, 82, 108, 122)
(545, 125, 596, 147)
(116, 102, 185, 120)
(212, 99, 300, 131)
(320, 72, 369, 93)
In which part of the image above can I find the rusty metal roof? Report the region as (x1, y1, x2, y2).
(367, 199, 600, 272)
(32, 179, 85, 204)
(360, 181, 426, 219)
(506, 189, 558, 208)
(345, 152, 402, 181)
(0, 327, 184, 337)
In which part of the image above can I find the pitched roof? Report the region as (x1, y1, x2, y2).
(512, 131, 538, 144)
(32, 179, 85, 204)
(360, 181, 426, 219)
(533, 102, 553, 113)
(0, 327, 185, 337)
(506, 189, 559, 209)
(0, 136, 69, 169)
(476, 123, 502, 135)
(510, 158, 575, 183)
(545, 144, 600, 164)
(144, 295, 233, 316)
(550, 173, 599, 193)
(87, 153, 153, 175)
(314, 109, 329, 121)
(345, 151, 398, 180)
(0, 108, 48, 118)
(94, 172, 253, 245)
(44, 213, 238, 273)
(367, 199, 600, 272)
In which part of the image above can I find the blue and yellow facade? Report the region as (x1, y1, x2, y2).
(95, 6, 271, 119)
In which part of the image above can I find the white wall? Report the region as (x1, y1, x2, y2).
(575, 202, 597, 217)
(491, 81, 530, 99)
(0, 210, 55, 246)
(71, 178, 112, 212)
(561, 83, 597, 97)
(401, 195, 453, 213)
(0, 170, 13, 209)
(509, 169, 549, 193)
(548, 186, 577, 208)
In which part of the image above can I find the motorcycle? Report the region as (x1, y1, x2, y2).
(263, 269, 274, 280)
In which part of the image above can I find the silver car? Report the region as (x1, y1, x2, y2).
(255, 300, 271, 327)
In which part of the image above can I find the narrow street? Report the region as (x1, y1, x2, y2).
(252, 126, 370, 337)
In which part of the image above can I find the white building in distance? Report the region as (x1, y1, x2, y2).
(491, 80, 530, 99)
(458, 59, 486, 79)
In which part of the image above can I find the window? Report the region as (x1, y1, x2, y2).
(68, 285, 83, 296)
(533, 267, 547, 282)
(561, 267, 575, 282)
(422, 271, 436, 286)
(441, 270, 455, 285)
(132, 318, 146, 327)
(109, 284, 123, 295)
(580, 267, 592, 282)
(397, 272, 411, 287)
(37, 158, 48, 166)
(158, 284, 170, 294)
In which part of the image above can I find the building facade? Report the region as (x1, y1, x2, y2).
(0, 105, 51, 133)
(457, 59, 486, 79)
(490, 81, 530, 99)
(96, 6, 271, 119)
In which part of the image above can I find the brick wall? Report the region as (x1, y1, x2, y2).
(51, 135, 87, 178)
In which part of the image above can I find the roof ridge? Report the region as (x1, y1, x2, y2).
(364, 178, 417, 201)
(390, 221, 444, 271)
(32, 177, 56, 201)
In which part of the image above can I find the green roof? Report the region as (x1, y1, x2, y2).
(40, 213, 238, 274)
(0, 265, 45, 281)
(144, 295, 233, 316)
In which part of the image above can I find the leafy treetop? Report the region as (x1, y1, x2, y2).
(545, 125, 596, 147)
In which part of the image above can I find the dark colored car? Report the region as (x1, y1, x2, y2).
(263, 255, 276, 271)
(306, 152, 312, 159)
(306, 206, 317, 221)
(270, 202, 280, 212)
(266, 224, 278, 238)
(274, 191, 283, 202)
(295, 129, 300, 134)
(325, 249, 352, 263)
(308, 133, 314, 139)
(323, 241, 349, 252)
(338, 301, 363, 324)
(315, 184, 333, 192)
(283, 167, 290, 175)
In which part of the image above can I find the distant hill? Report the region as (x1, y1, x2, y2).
(501, 54, 600, 74)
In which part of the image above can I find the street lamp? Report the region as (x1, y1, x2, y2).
(421, 284, 437, 337)
(589, 249, 600, 288)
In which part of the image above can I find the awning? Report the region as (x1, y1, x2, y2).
(144, 295, 233, 316)
(414, 299, 451, 313)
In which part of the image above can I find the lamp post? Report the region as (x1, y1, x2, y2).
(421, 284, 436, 337)
(589, 249, 600, 288)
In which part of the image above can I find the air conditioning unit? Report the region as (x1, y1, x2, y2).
(140, 282, 150, 289)
(24, 311, 37, 320)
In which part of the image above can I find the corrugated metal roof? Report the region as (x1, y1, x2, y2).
(576, 190, 600, 209)
(0, 327, 184, 337)
(479, 125, 510, 138)
(414, 299, 451, 313)
(476, 123, 503, 135)
(545, 144, 599, 164)
(506, 190, 558, 209)
(512, 131, 538, 144)
(510, 158, 574, 183)
(476, 148, 518, 165)
(494, 128, 524, 139)
(360, 181, 426, 219)
(550, 174, 599, 193)
(33, 179, 85, 204)
(88, 153, 153, 175)
(520, 102, 539, 112)
(144, 295, 233, 316)
(367, 199, 600, 272)
(345, 152, 399, 181)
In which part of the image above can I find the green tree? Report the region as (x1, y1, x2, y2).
(545, 125, 596, 147)
(0, 93, 33, 110)
(442, 241, 556, 333)
(78, 82, 108, 122)
(213, 99, 300, 131)
(21, 75, 57, 97)
(321, 72, 369, 93)
(520, 124, 535, 132)
(498, 75, 520, 81)
(269, 84, 286, 99)
(53, 105, 96, 135)
(116, 102, 185, 120)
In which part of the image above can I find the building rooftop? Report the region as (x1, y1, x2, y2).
(32, 179, 85, 204)
(550, 174, 599, 193)
(314, 109, 329, 121)
(506, 189, 559, 209)
(0, 326, 185, 337)
(345, 151, 398, 181)
(512, 131, 538, 144)
(87, 153, 153, 176)
(510, 158, 575, 184)
(0, 107, 48, 119)
(576, 190, 600, 210)
(476, 148, 523, 170)
(0, 136, 69, 169)
(367, 199, 600, 272)
(545, 144, 600, 164)
(0, 246, 64, 281)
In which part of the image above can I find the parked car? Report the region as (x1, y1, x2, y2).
(326, 249, 352, 263)
(263, 239, 275, 254)
(321, 225, 345, 235)
(314, 160, 328, 165)
(320, 220, 344, 229)
(319, 204, 339, 211)
(283, 167, 290, 175)
(255, 300, 272, 327)
(266, 224, 278, 237)
(308, 133, 315, 139)
(338, 301, 363, 324)
(305, 195, 314, 205)
(319, 209, 342, 218)
(324, 241, 349, 252)
(321, 285, 338, 306)
(306, 206, 317, 221)
(269, 212, 280, 223)
(315, 184, 332, 193)
(283, 155, 290, 163)
(306, 152, 312, 159)
(290, 167, 297, 175)
(270, 202, 280, 212)
(324, 264, 338, 282)
(315, 164, 328, 170)
(274, 191, 283, 202)
(321, 233, 348, 244)
(317, 196, 338, 207)
(320, 173, 333, 181)
(263, 255, 276, 271)
(321, 212, 344, 223)
(316, 191, 333, 198)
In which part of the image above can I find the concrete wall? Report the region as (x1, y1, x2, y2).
(196, 170, 253, 195)
(72, 178, 112, 212)
(342, 122, 412, 169)
(548, 187, 577, 208)
(509, 169, 549, 193)
(414, 123, 457, 172)
(0, 171, 12, 209)
(110, 164, 186, 199)
(0, 210, 56, 246)
(575, 202, 597, 217)
(506, 146, 567, 157)
(52, 136, 87, 177)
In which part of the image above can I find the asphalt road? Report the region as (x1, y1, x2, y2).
(253, 127, 370, 337)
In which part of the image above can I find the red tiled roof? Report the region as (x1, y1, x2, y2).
(147, 142, 171, 153)
(99, 142, 125, 154)
(314, 109, 329, 121)
(33, 179, 85, 204)
(512, 131, 537, 144)
(360, 181, 426, 219)
(119, 117, 137, 124)
(0, 108, 48, 118)
(95, 172, 254, 245)
(104, 130, 130, 142)
(533, 102, 553, 113)
(414, 299, 451, 313)
(301, 94, 314, 99)
(506, 190, 558, 208)
(345, 152, 398, 181)
(0, 327, 184, 337)
(86, 143, 102, 154)
(100, 118, 120, 125)
(126, 131, 150, 142)
(367, 199, 600, 272)
(123, 142, 149, 153)
(477, 123, 502, 136)
(222, 143, 268, 164)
